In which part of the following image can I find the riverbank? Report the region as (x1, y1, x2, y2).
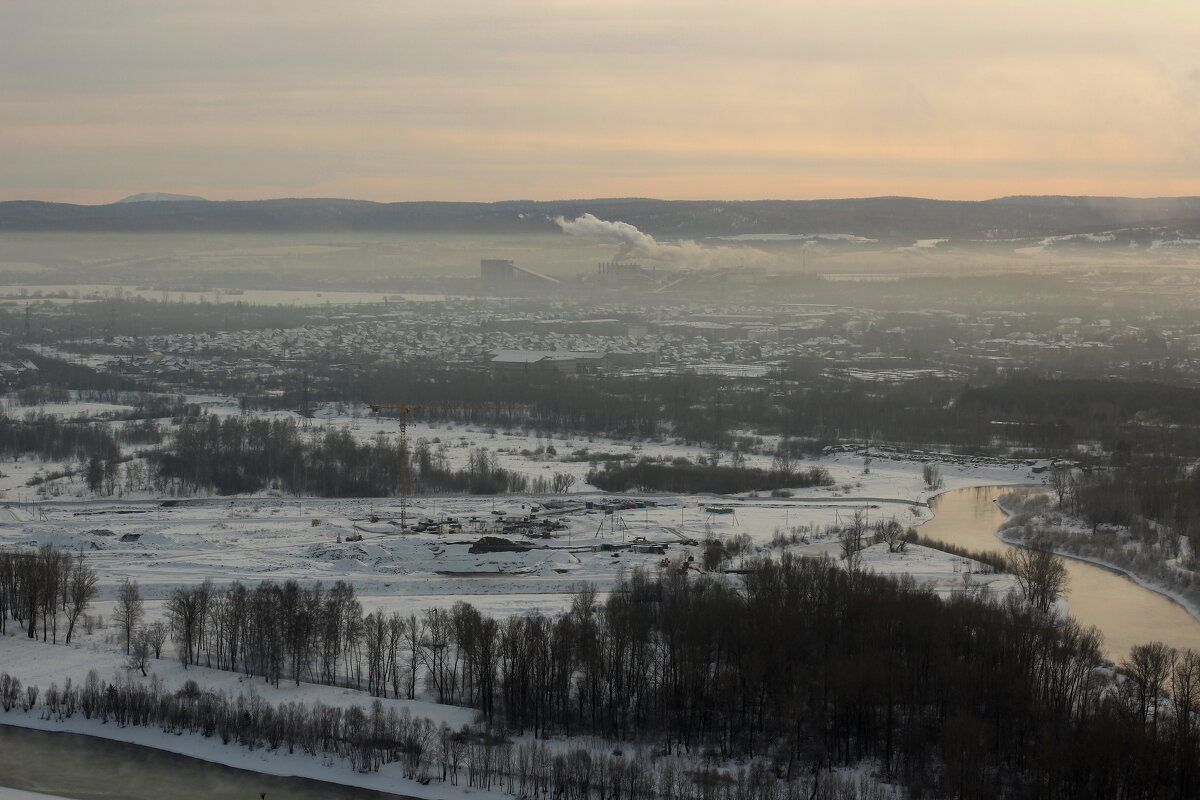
(0, 714, 504, 800)
(0, 788, 73, 800)
(915, 486, 1200, 659)
(0, 723, 424, 800)
(995, 490, 1200, 628)
(0, 633, 490, 800)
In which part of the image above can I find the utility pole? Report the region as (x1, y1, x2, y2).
(300, 371, 310, 424)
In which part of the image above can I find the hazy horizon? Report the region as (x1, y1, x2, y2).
(4, 1, 1199, 205)
(13, 191, 1200, 208)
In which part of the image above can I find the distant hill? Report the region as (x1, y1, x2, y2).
(115, 192, 208, 204)
(1, 195, 1199, 242)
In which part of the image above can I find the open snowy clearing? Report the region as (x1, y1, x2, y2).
(0, 394, 1042, 618)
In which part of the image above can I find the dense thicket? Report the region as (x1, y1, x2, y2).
(0, 411, 120, 463)
(1070, 467, 1200, 536)
(150, 415, 531, 496)
(40, 553, 1194, 799)
(588, 460, 832, 494)
(0, 545, 97, 643)
(1051, 466, 1200, 578)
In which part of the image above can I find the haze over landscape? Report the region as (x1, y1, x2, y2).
(4, 3, 1200, 800)
(4, 1, 1200, 203)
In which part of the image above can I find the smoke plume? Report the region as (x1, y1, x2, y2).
(554, 213, 770, 269)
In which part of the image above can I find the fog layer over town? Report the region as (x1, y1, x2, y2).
(3, 203, 1200, 799)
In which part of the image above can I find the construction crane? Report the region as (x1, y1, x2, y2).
(367, 402, 521, 528)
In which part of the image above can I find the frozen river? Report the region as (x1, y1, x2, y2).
(921, 486, 1200, 660)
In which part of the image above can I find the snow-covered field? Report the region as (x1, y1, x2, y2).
(0, 395, 1043, 615)
(0, 394, 1039, 613)
(0, 394, 1042, 797)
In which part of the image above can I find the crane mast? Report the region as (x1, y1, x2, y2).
(367, 402, 517, 528)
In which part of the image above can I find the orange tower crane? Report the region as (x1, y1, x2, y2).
(367, 402, 521, 528)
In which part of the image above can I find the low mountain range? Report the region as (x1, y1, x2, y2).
(2, 195, 1200, 244)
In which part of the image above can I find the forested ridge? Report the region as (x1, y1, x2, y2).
(7, 547, 1200, 798)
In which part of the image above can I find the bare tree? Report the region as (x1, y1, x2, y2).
(922, 463, 943, 490)
(113, 579, 143, 655)
(63, 552, 98, 644)
(839, 509, 867, 571)
(146, 621, 169, 659)
(702, 537, 727, 572)
(880, 520, 907, 553)
(772, 437, 795, 477)
(1170, 648, 1200, 743)
(126, 628, 152, 677)
(1008, 548, 1068, 615)
(167, 586, 203, 668)
(1123, 641, 1176, 735)
(551, 472, 576, 493)
(1048, 468, 1073, 508)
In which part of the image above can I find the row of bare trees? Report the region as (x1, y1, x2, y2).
(8, 667, 889, 800)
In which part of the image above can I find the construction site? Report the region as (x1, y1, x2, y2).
(350, 401, 701, 574)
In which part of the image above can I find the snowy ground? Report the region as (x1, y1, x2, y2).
(0, 789, 73, 800)
(0, 393, 1040, 613)
(0, 393, 1042, 796)
(0, 625, 496, 800)
(858, 541, 1018, 600)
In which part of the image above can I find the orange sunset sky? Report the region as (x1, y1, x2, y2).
(3, 0, 1199, 204)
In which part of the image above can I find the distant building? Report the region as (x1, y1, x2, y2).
(489, 349, 608, 374)
(480, 259, 562, 285)
(481, 259, 517, 282)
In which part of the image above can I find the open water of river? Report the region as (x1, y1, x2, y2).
(0, 725, 414, 800)
(921, 486, 1200, 660)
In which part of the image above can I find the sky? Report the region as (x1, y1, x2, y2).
(2, 0, 1199, 204)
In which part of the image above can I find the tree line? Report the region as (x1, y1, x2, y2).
(1, 669, 892, 800)
(999, 469, 1200, 617)
(101, 555, 1200, 798)
(351, 363, 1200, 461)
(150, 415, 533, 496)
(0, 410, 121, 463)
(587, 459, 832, 494)
(1070, 466, 1200, 554)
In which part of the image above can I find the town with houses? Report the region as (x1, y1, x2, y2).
(11, 300, 1195, 398)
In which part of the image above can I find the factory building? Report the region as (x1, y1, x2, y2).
(480, 259, 562, 285)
